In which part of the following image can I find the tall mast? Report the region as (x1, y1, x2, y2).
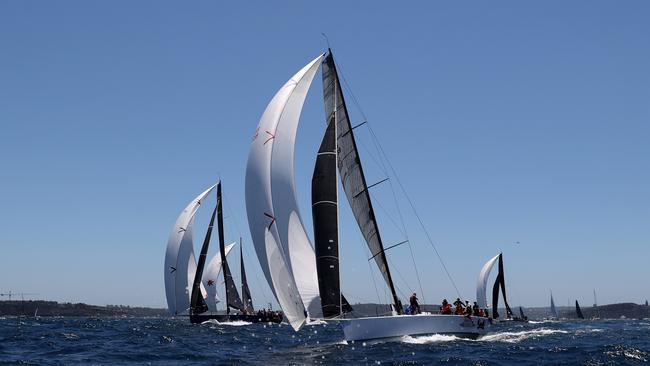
(216, 181, 229, 314)
(217, 182, 245, 314)
(324, 50, 402, 314)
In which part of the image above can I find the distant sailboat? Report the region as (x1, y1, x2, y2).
(575, 300, 585, 319)
(592, 289, 601, 320)
(189, 181, 281, 324)
(550, 291, 558, 319)
(476, 253, 513, 319)
(245, 50, 491, 341)
(518, 306, 528, 321)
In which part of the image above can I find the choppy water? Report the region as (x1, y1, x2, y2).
(1, 316, 649, 365)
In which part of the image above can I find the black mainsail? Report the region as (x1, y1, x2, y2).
(575, 300, 585, 319)
(217, 182, 245, 313)
(312, 115, 342, 318)
(321, 51, 402, 314)
(189, 204, 218, 316)
(240, 240, 254, 313)
(491, 254, 513, 319)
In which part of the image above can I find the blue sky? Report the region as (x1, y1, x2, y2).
(1, 1, 648, 309)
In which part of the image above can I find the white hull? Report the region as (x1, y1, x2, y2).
(340, 314, 490, 341)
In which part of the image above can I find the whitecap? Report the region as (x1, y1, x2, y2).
(478, 328, 568, 343)
(200, 319, 252, 326)
(306, 319, 328, 326)
(401, 334, 462, 344)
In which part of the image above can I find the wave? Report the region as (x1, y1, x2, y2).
(306, 319, 328, 326)
(401, 334, 462, 344)
(479, 328, 568, 343)
(200, 319, 252, 327)
(527, 320, 558, 324)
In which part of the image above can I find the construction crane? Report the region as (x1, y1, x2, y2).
(0, 291, 39, 301)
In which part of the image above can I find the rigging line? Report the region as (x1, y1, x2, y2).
(356, 227, 383, 305)
(337, 59, 453, 304)
(366, 123, 462, 299)
(390, 264, 412, 300)
(368, 190, 407, 237)
(337, 66, 462, 300)
(337, 64, 426, 304)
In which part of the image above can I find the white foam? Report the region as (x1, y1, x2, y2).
(401, 334, 462, 344)
(201, 319, 252, 326)
(479, 328, 568, 343)
(306, 319, 328, 326)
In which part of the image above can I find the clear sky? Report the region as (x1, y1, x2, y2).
(1, 1, 648, 310)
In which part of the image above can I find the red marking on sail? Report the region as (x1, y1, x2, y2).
(264, 212, 276, 230)
(252, 126, 260, 142)
(263, 131, 275, 145)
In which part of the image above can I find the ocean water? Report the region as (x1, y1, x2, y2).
(1, 316, 649, 365)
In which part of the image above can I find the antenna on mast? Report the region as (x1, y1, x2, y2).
(321, 33, 331, 50)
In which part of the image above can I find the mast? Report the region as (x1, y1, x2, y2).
(323, 50, 402, 314)
(217, 182, 244, 314)
(313, 79, 341, 318)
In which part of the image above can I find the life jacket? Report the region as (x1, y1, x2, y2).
(441, 303, 452, 314)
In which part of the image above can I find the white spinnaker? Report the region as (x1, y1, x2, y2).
(245, 54, 325, 330)
(270, 55, 325, 319)
(476, 253, 501, 309)
(164, 185, 216, 315)
(202, 242, 236, 312)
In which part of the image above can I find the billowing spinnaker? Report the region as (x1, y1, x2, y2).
(164, 185, 216, 315)
(476, 253, 500, 309)
(245, 54, 325, 330)
(202, 242, 236, 312)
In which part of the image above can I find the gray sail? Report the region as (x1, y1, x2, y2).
(240, 241, 254, 313)
(323, 51, 402, 313)
(550, 292, 558, 318)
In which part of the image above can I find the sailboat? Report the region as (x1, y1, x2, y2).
(575, 300, 585, 319)
(245, 50, 490, 341)
(188, 181, 282, 324)
(476, 253, 513, 320)
(591, 289, 601, 320)
(518, 306, 528, 321)
(549, 291, 559, 319)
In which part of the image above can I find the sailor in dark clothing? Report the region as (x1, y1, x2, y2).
(472, 302, 480, 316)
(409, 293, 420, 315)
(453, 298, 464, 315)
